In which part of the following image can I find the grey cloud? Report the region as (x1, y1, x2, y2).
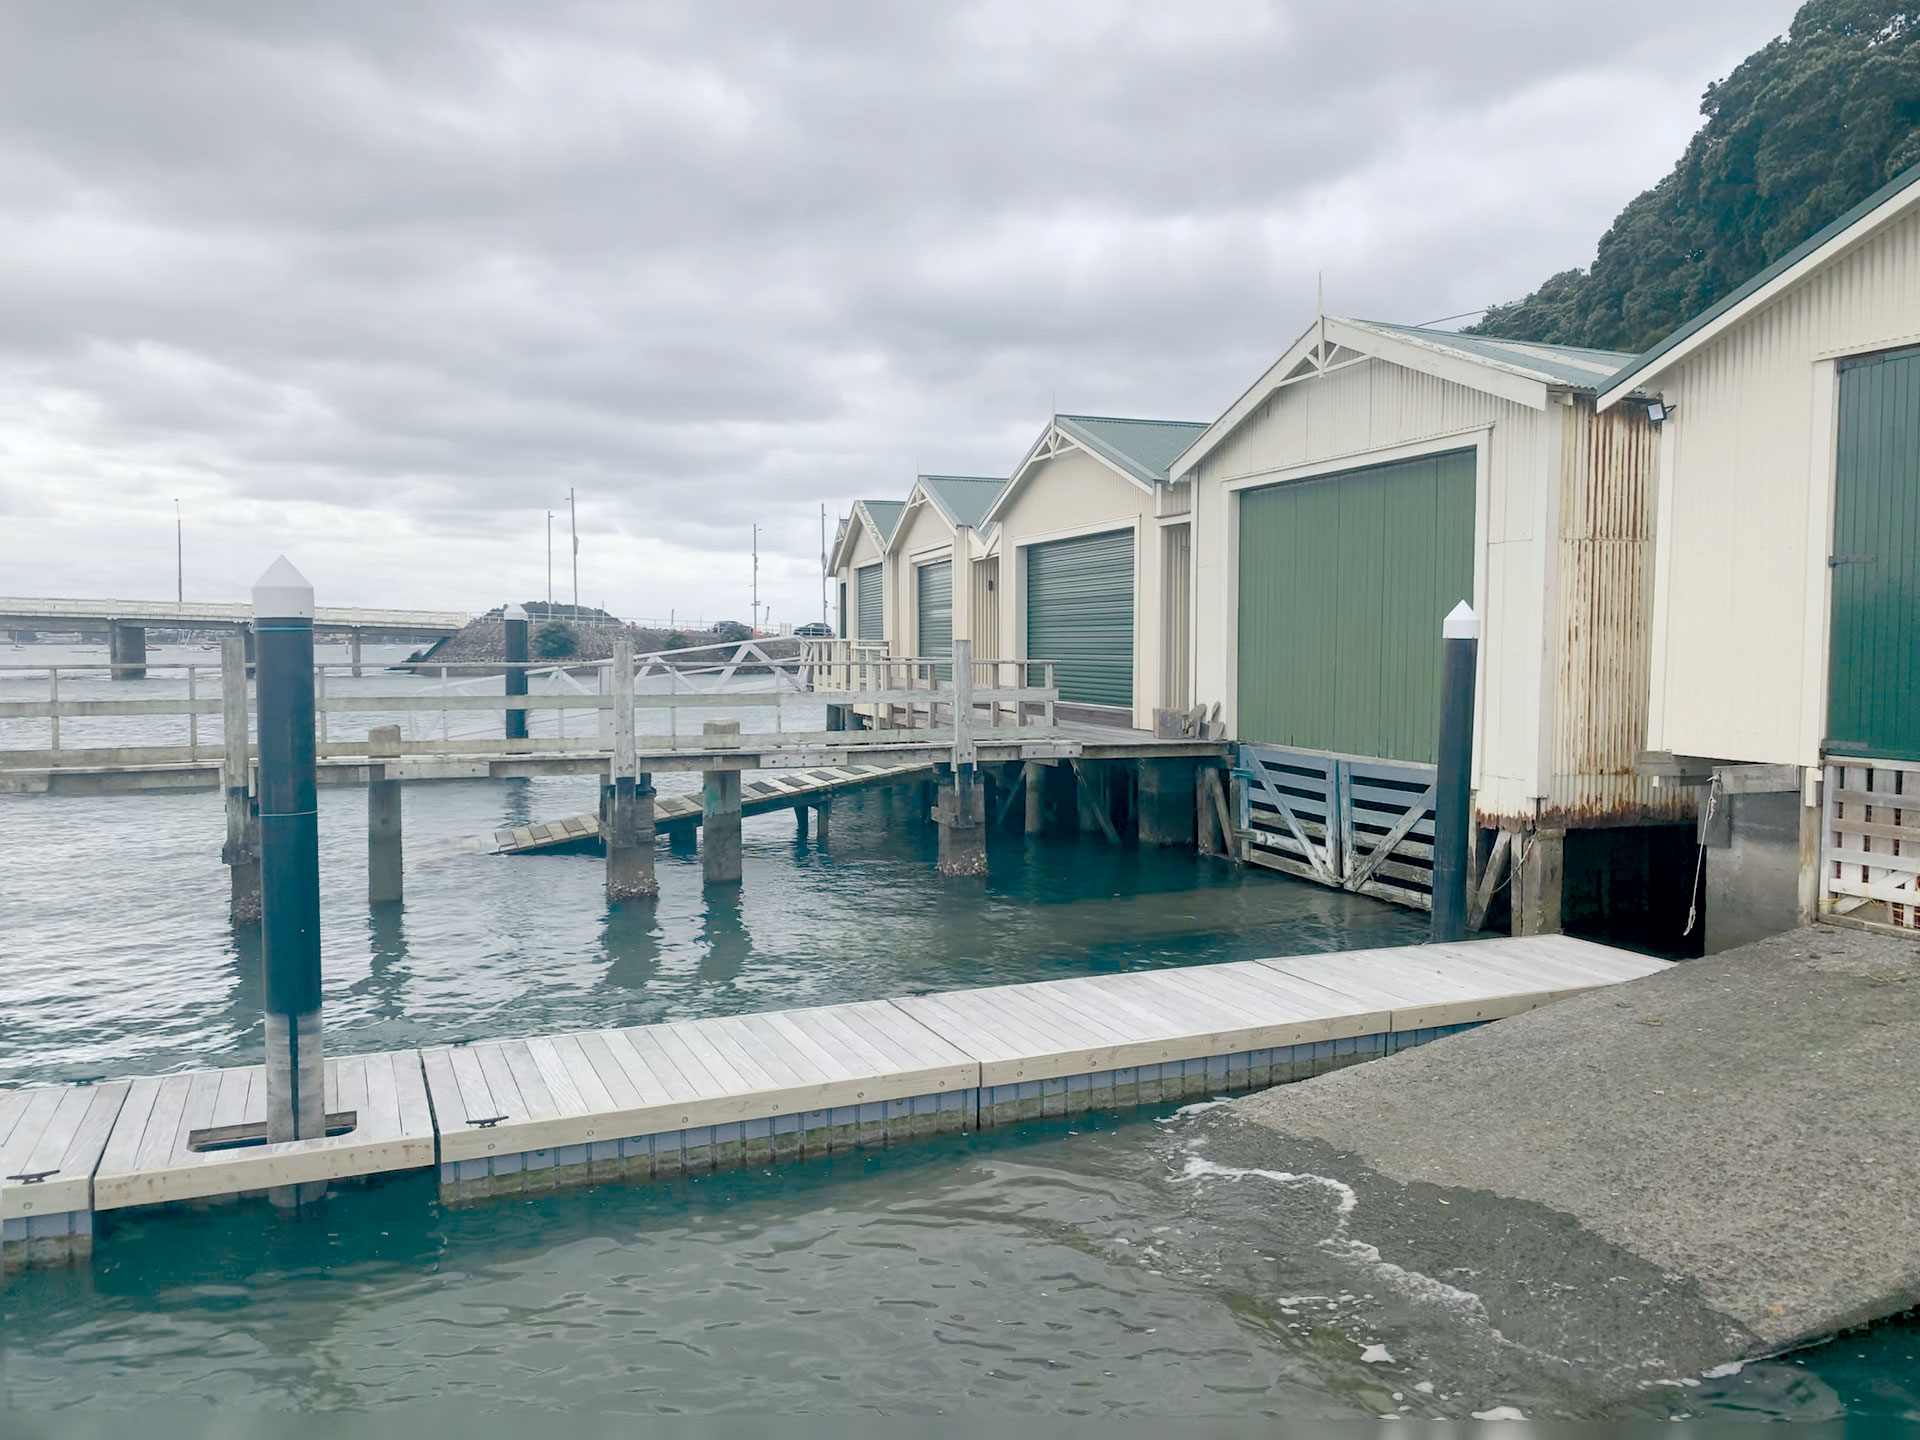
(0, 0, 1800, 613)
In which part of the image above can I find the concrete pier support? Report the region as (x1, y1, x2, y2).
(794, 804, 810, 840)
(1512, 827, 1566, 936)
(604, 773, 658, 901)
(220, 633, 262, 925)
(814, 800, 831, 846)
(108, 621, 146, 681)
(934, 765, 987, 877)
(367, 725, 403, 905)
(349, 631, 363, 679)
(252, 557, 326, 1208)
(703, 718, 743, 886)
(1024, 760, 1047, 835)
(1136, 757, 1197, 847)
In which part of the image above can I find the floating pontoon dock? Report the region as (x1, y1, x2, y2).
(2, 935, 1667, 1266)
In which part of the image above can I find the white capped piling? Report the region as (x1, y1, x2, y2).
(603, 635, 657, 901)
(367, 724, 403, 905)
(1432, 601, 1479, 943)
(252, 557, 326, 1205)
(503, 603, 529, 742)
(220, 631, 262, 925)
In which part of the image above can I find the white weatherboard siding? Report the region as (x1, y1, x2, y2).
(1644, 203, 1920, 767)
(1190, 354, 1681, 824)
(835, 519, 887, 645)
(996, 446, 1165, 728)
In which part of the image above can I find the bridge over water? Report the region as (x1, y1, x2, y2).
(0, 596, 469, 678)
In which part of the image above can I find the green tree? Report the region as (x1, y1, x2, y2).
(1470, 1, 1920, 352)
(533, 620, 578, 659)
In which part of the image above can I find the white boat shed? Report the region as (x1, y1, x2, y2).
(1171, 318, 1696, 939)
(884, 474, 1008, 662)
(829, 498, 905, 646)
(1597, 158, 1920, 949)
(984, 413, 1209, 729)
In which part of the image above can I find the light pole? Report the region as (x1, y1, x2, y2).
(174, 499, 183, 604)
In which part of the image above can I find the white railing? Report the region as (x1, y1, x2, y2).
(0, 636, 1066, 773)
(1821, 756, 1920, 929)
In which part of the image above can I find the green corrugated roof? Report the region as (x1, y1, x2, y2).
(861, 499, 906, 544)
(1602, 156, 1920, 400)
(1356, 321, 1635, 390)
(1056, 414, 1211, 484)
(918, 475, 1007, 532)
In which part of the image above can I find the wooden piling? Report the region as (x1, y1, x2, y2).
(814, 799, 831, 846)
(220, 633, 262, 925)
(605, 637, 657, 901)
(934, 764, 987, 877)
(367, 724, 403, 905)
(1137, 757, 1197, 847)
(1024, 760, 1047, 835)
(702, 718, 743, 886)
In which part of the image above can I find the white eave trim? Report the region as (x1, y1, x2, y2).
(983, 420, 1155, 526)
(1169, 316, 1551, 481)
(1596, 178, 1920, 410)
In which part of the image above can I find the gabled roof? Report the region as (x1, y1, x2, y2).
(1598, 158, 1920, 409)
(1054, 414, 1210, 485)
(1170, 316, 1636, 481)
(917, 475, 1007, 533)
(831, 498, 907, 571)
(986, 411, 1211, 524)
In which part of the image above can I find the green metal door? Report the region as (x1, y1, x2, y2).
(916, 559, 953, 675)
(1237, 449, 1475, 763)
(1830, 346, 1920, 759)
(856, 563, 884, 641)
(1025, 529, 1134, 706)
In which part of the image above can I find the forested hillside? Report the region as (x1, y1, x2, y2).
(1468, 1, 1920, 352)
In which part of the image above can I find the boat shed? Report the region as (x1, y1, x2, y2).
(983, 413, 1209, 728)
(1597, 159, 1920, 950)
(1172, 318, 1695, 942)
(884, 474, 1008, 662)
(829, 499, 905, 644)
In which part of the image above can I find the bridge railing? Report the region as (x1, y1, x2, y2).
(0, 636, 1066, 774)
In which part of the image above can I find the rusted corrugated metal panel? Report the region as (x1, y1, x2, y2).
(1544, 398, 1694, 825)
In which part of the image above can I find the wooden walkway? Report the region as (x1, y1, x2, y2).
(490, 760, 931, 854)
(3, 935, 1669, 1260)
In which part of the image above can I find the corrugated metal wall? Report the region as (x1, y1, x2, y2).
(971, 558, 1000, 660)
(1236, 451, 1474, 764)
(1026, 529, 1134, 707)
(1550, 399, 1691, 824)
(915, 559, 953, 664)
(1161, 523, 1190, 709)
(1654, 204, 1920, 765)
(856, 563, 884, 642)
(1829, 345, 1920, 760)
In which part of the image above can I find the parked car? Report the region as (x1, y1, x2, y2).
(795, 622, 834, 638)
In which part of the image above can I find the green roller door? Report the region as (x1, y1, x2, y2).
(1830, 346, 1920, 760)
(916, 559, 953, 675)
(1026, 529, 1134, 706)
(856, 563, 884, 641)
(1237, 450, 1474, 763)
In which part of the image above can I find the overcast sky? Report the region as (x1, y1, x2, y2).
(0, 1, 1801, 626)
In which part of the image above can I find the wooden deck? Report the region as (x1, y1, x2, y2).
(5, 935, 1670, 1237)
(491, 760, 931, 855)
(90, 1050, 436, 1211)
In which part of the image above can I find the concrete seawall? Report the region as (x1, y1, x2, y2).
(1196, 925, 1920, 1388)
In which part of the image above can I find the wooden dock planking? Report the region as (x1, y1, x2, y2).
(489, 760, 931, 854)
(1, 1082, 131, 1224)
(16, 935, 1672, 1236)
(92, 1053, 436, 1211)
(426, 999, 978, 1166)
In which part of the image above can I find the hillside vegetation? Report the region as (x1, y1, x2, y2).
(1468, 1, 1920, 353)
